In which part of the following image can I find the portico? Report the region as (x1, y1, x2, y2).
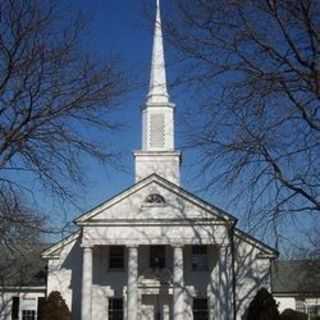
(79, 240, 232, 320)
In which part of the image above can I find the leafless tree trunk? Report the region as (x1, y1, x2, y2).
(165, 0, 320, 247)
(0, 0, 126, 252)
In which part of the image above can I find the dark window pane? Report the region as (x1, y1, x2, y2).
(37, 297, 46, 320)
(109, 246, 125, 269)
(150, 246, 166, 269)
(193, 298, 208, 309)
(22, 310, 36, 320)
(192, 245, 207, 255)
(192, 246, 208, 271)
(109, 298, 123, 320)
(309, 305, 320, 319)
(11, 297, 19, 320)
(193, 298, 209, 320)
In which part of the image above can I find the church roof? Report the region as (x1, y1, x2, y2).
(272, 260, 320, 295)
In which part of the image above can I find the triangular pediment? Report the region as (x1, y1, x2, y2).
(75, 174, 236, 225)
(42, 175, 277, 258)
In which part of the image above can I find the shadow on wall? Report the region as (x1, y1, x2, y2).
(61, 238, 82, 320)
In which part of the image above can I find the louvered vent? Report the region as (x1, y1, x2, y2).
(150, 113, 165, 148)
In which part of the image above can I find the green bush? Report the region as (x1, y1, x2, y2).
(41, 291, 71, 320)
(280, 309, 308, 320)
(246, 287, 280, 320)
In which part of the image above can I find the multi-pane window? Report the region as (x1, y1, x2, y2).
(150, 245, 166, 269)
(193, 298, 209, 320)
(308, 305, 320, 319)
(11, 296, 19, 320)
(108, 298, 123, 320)
(22, 310, 36, 320)
(192, 246, 209, 271)
(109, 246, 125, 270)
(296, 299, 306, 313)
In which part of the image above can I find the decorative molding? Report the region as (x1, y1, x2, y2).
(82, 237, 223, 247)
(78, 219, 223, 226)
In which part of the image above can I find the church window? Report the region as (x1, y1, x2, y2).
(192, 245, 209, 271)
(108, 298, 123, 320)
(150, 245, 166, 269)
(145, 193, 165, 204)
(308, 304, 320, 319)
(22, 310, 36, 320)
(193, 298, 209, 320)
(296, 299, 306, 313)
(109, 246, 125, 270)
(11, 296, 19, 320)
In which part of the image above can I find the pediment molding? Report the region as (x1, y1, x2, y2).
(75, 174, 236, 225)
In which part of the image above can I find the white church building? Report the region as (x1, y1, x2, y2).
(41, 1, 278, 320)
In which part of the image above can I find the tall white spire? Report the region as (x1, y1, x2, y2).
(134, 0, 181, 185)
(146, 0, 169, 104)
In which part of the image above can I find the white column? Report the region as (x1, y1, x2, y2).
(173, 245, 184, 320)
(81, 245, 93, 320)
(207, 245, 220, 320)
(219, 245, 233, 320)
(127, 246, 138, 320)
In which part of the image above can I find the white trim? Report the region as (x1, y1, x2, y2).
(0, 286, 46, 291)
(234, 229, 278, 257)
(42, 231, 80, 258)
(77, 219, 226, 227)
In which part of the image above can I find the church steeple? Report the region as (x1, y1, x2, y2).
(147, 0, 169, 104)
(134, 0, 181, 185)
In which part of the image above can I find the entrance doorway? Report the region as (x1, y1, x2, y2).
(140, 295, 171, 320)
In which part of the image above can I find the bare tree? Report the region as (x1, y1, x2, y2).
(0, 189, 45, 296)
(164, 0, 320, 244)
(0, 0, 126, 249)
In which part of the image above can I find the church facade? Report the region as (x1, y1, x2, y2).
(41, 1, 278, 320)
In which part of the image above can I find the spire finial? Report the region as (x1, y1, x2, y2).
(146, 0, 169, 104)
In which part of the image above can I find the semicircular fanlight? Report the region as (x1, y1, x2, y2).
(145, 193, 166, 204)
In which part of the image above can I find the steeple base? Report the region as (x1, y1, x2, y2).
(134, 151, 181, 185)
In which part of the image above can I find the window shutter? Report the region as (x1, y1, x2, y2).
(11, 296, 19, 320)
(37, 297, 46, 320)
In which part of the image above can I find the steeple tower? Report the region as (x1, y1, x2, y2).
(134, 0, 181, 185)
